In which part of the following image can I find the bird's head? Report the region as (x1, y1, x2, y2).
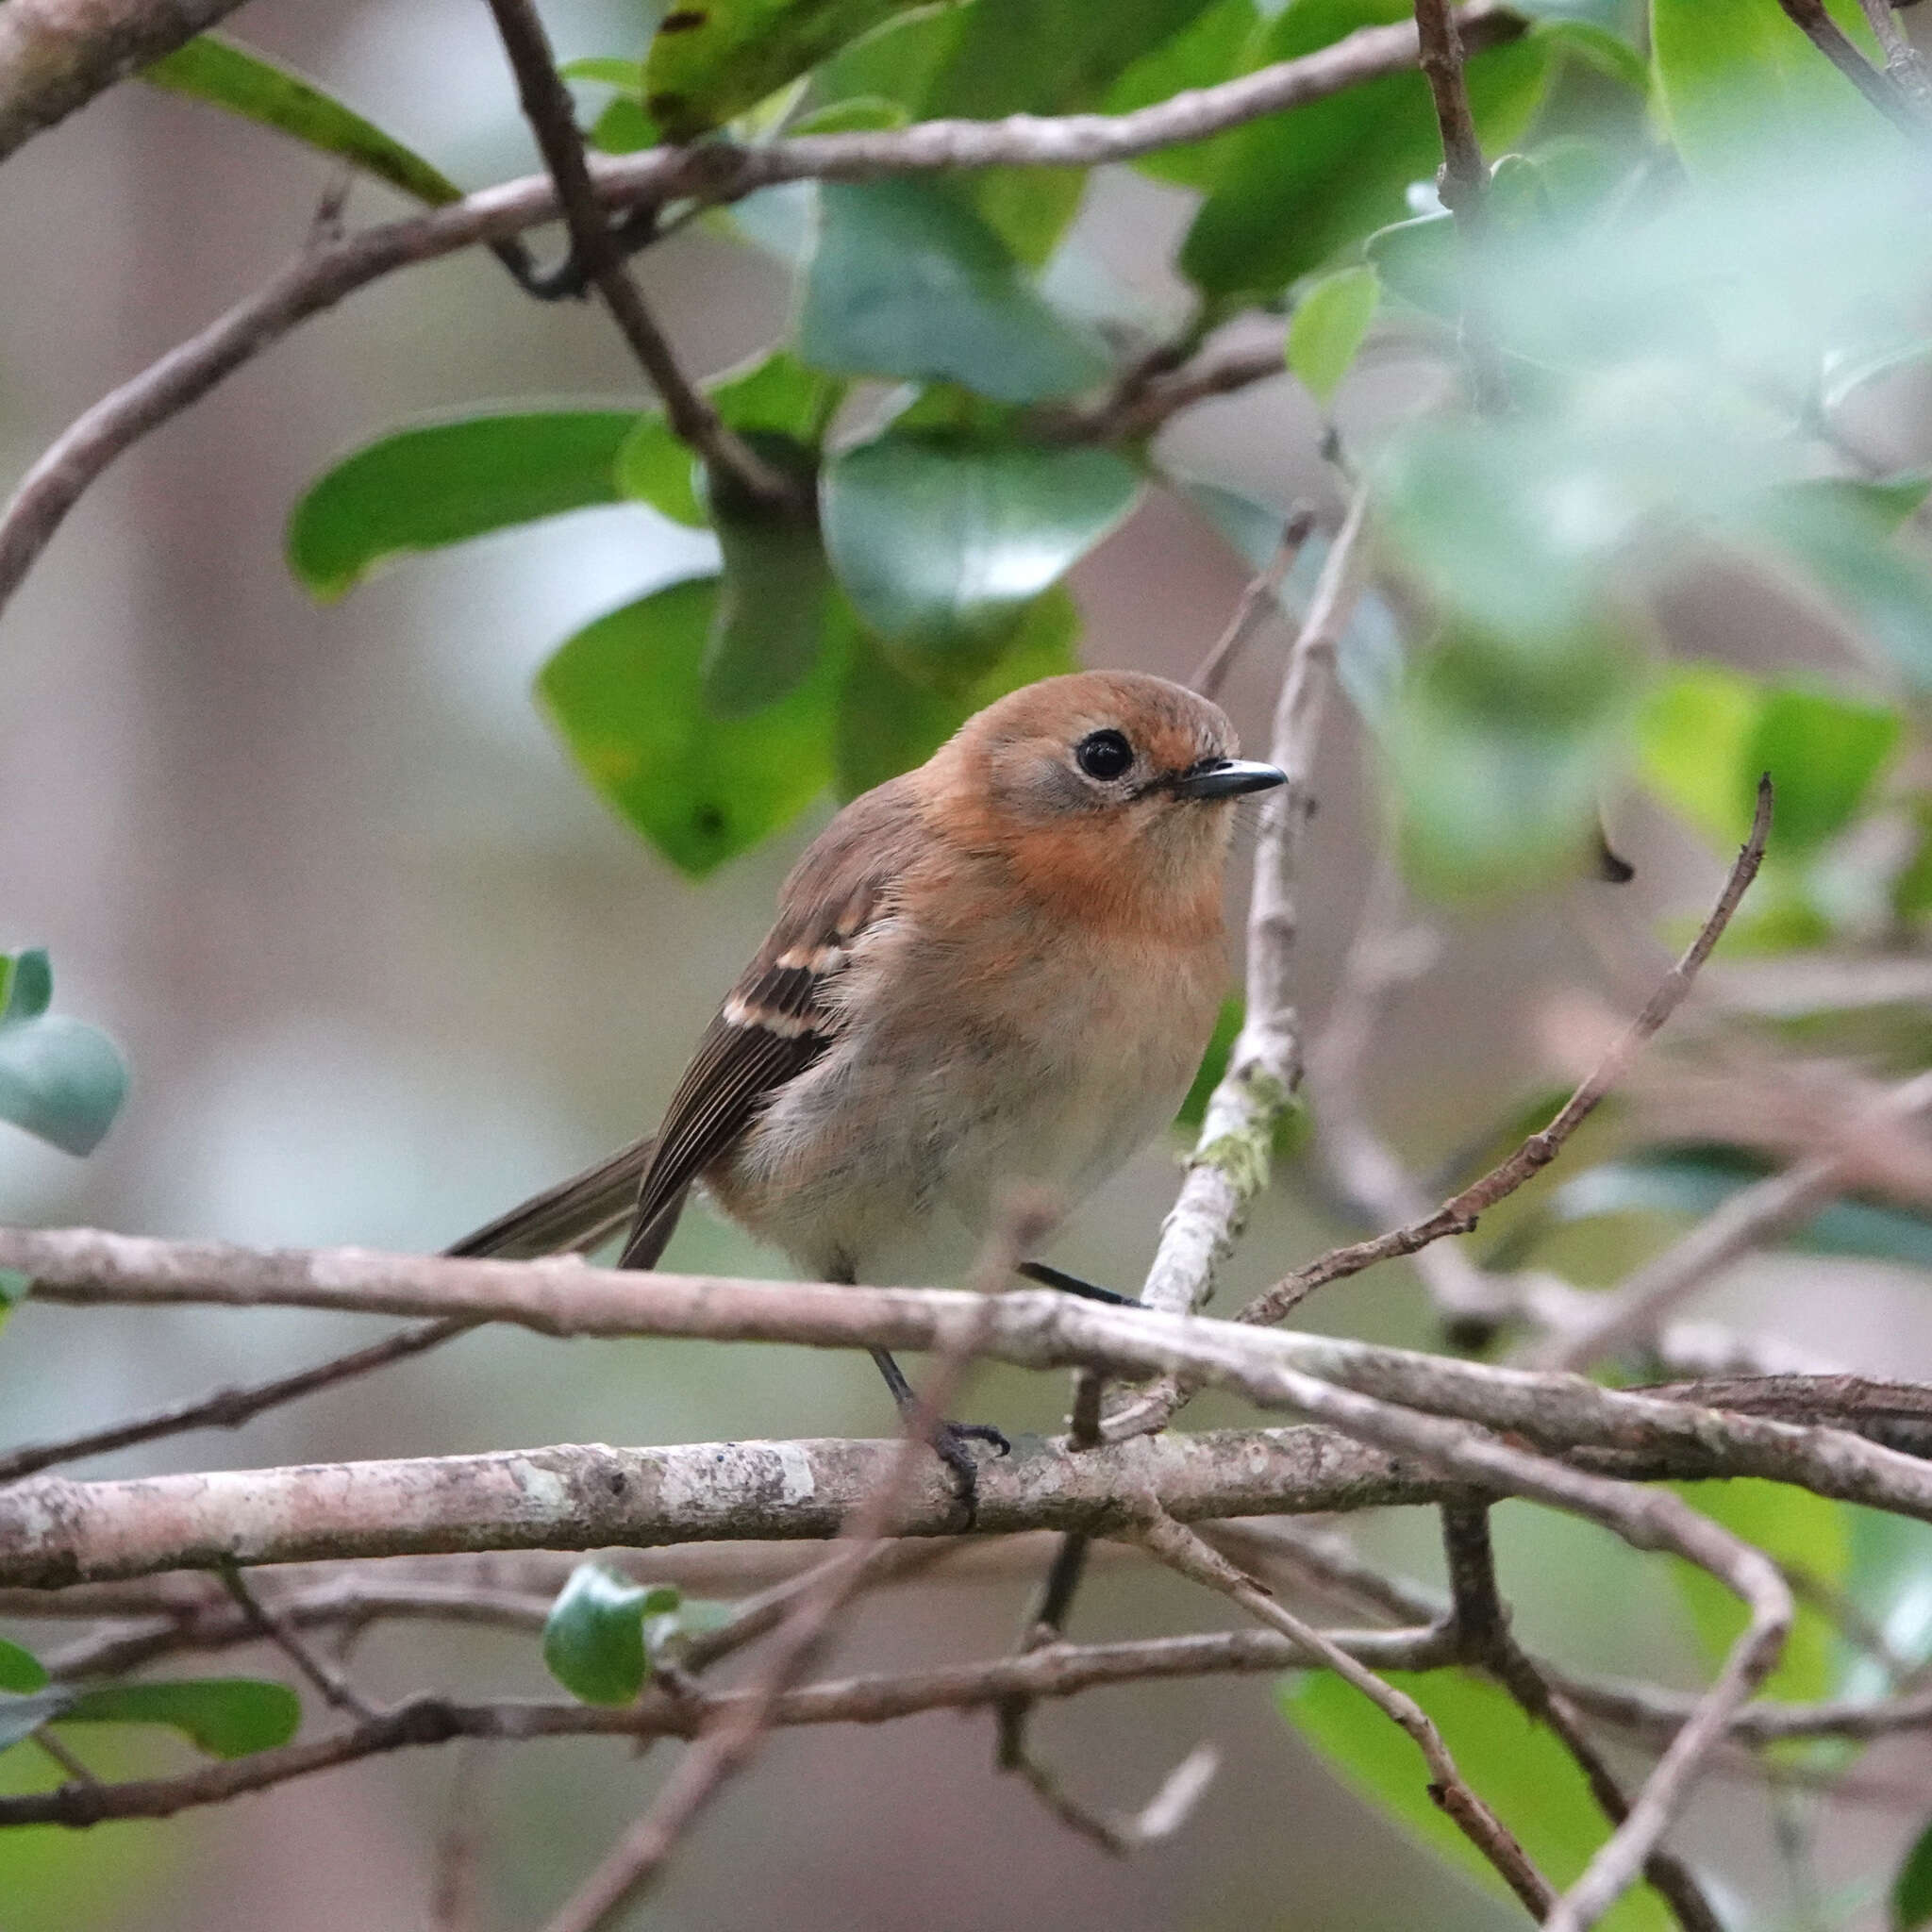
(921, 671, 1286, 933)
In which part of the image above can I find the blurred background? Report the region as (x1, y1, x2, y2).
(4, 1, 1932, 1926)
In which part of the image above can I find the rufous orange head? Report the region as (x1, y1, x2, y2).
(917, 670, 1285, 930)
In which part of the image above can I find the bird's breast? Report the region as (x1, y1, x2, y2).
(713, 910, 1227, 1280)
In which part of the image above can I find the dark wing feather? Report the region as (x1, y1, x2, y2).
(615, 774, 922, 1271)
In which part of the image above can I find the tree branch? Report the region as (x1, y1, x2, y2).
(1226, 775, 1774, 1333)
(1441, 1502, 1724, 1932)
(0, 1, 1520, 625)
(1137, 1508, 1557, 1917)
(482, 0, 791, 510)
(0, 0, 250, 162)
(1775, 0, 1931, 132)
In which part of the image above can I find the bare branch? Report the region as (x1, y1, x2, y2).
(1227, 775, 1774, 1333)
(1123, 495, 1370, 1347)
(1136, 1509, 1557, 1919)
(0, 1316, 467, 1486)
(482, 0, 791, 510)
(1775, 0, 1931, 131)
(1189, 505, 1319, 698)
(214, 1561, 379, 1721)
(537, 1218, 1027, 1932)
(1533, 1064, 1932, 1372)
(0, 2, 1519, 623)
(1441, 1503, 1724, 1932)
(0, 0, 250, 162)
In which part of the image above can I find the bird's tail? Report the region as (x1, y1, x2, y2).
(444, 1137, 657, 1260)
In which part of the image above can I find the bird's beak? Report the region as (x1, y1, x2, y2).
(1171, 757, 1288, 801)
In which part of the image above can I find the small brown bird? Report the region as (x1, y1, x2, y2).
(452, 670, 1285, 1488)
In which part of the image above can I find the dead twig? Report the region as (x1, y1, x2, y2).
(482, 0, 791, 510)
(1189, 504, 1320, 698)
(1135, 1508, 1557, 1917)
(1230, 775, 1774, 1333)
(1441, 1502, 1724, 1932)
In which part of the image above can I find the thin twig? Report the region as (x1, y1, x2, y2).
(30, 1729, 98, 1787)
(0, 1317, 466, 1487)
(430, 1741, 492, 1932)
(1135, 1509, 1557, 1917)
(1533, 1064, 1932, 1372)
(0, 2, 1521, 624)
(1855, 0, 1932, 103)
(1441, 1502, 1724, 1932)
(1105, 495, 1369, 1442)
(1227, 774, 1774, 1335)
(535, 1212, 1038, 1932)
(1413, 0, 1508, 410)
(1775, 0, 1931, 130)
(1189, 504, 1319, 698)
(215, 1561, 378, 1720)
(482, 0, 791, 510)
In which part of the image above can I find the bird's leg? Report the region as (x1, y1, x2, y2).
(867, 1346, 1008, 1517)
(1015, 1259, 1136, 1307)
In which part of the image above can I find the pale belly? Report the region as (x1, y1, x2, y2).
(710, 936, 1224, 1287)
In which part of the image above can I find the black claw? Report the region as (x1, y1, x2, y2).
(929, 1418, 1009, 1524)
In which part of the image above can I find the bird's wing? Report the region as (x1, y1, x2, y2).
(617, 775, 923, 1270)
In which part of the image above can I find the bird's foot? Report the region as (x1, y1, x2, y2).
(927, 1418, 1011, 1524)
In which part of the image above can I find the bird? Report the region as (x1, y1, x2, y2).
(448, 669, 1286, 1497)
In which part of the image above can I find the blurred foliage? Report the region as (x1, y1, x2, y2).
(0, 950, 127, 1158)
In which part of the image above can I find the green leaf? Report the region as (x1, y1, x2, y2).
(541, 1563, 680, 1706)
(1653, 0, 1883, 181)
(1671, 1480, 1847, 1704)
(289, 412, 639, 599)
(1893, 1818, 1932, 1930)
(1286, 1668, 1674, 1930)
(1636, 663, 1760, 849)
(1287, 264, 1380, 406)
(61, 1679, 301, 1758)
(558, 57, 650, 93)
(822, 433, 1140, 668)
(799, 179, 1111, 403)
(787, 93, 909, 133)
(833, 584, 1080, 796)
(1389, 625, 1635, 899)
(643, 0, 941, 141)
(142, 34, 463, 206)
(1104, 0, 1262, 191)
(0, 950, 128, 1158)
(1743, 683, 1900, 855)
(538, 575, 849, 876)
(589, 95, 662, 154)
(1181, 0, 1555, 295)
(0, 1643, 46, 1695)
(617, 350, 844, 528)
(704, 434, 834, 715)
(918, 0, 1217, 260)
(1365, 211, 1460, 319)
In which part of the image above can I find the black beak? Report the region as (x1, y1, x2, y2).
(1171, 757, 1288, 801)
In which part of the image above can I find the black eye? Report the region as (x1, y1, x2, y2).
(1074, 728, 1134, 781)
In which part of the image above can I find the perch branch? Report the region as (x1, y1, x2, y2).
(482, 0, 791, 509)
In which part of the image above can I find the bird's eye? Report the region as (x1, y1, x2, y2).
(1074, 728, 1134, 781)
